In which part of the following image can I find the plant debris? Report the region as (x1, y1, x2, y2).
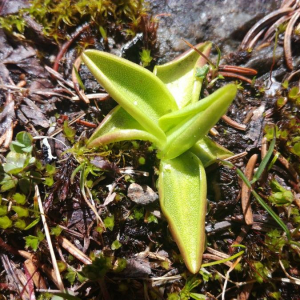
(1, 0, 300, 299)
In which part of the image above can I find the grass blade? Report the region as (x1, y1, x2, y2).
(220, 159, 291, 240)
(251, 136, 276, 184)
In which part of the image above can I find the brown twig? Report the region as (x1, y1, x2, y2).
(262, 14, 292, 42)
(222, 255, 243, 300)
(241, 154, 258, 225)
(218, 71, 253, 84)
(284, 9, 300, 70)
(219, 65, 257, 76)
(71, 55, 90, 103)
(240, 7, 293, 49)
(71, 93, 109, 101)
(274, 150, 299, 182)
(53, 22, 92, 72)
(24, 259, 47, 290)
(182, 38, 216, 67)
(57, 236, 92, 265)
(35, 185, 65, 292)
(76, 119, 97, 128)
(45, 65, 75, 90)
(221, 115, 247, 131)
(248, 28, 266, 49)
(225, 151, 248, 162)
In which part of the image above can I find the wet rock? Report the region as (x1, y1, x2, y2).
(149, 0, 281, 63)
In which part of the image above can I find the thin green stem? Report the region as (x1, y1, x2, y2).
(201, 251, 244, 268)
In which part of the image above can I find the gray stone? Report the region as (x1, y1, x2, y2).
(149, 0, 281, 63)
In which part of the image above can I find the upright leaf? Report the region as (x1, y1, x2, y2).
(191, 136, 233, 167)
(159, 152, 207, 274)
(154, 42, 212, 108)
(82, 50, 178, 143)
(160, 84, 237, 159)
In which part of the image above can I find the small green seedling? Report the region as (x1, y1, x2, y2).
(81, 42, 237, 273)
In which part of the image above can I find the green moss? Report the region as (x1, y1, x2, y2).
(0, 216, 12, 229)
(1, 0, 147, 43)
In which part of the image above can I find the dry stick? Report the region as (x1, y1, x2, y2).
(284, 9, 300, 70)
(45, 65, 75, 90)
(279, 260, 300, 285)
(0, 93, 14, 149)
(82, 185, 105, 227)
(218, 65, 257, 76)
(222, 255, 243, 300)
(241, 154, 258, 225)
(243, 108, 255, 124)
(58, 225, 84, 239)
(263, 14, 292, 42)
(71, 55, 90, 103)
(240, 7, 293, 49)
(221, 115, 247, 131)
(71, 93, 109, 101)
(214, 271, 256, 299)
(57, 236, 92, 265)
(1, 255, 22, 296)
(24, 259, 47, 290)
(48, 111, 86, 138)
(286, 69, 300, 82)
(52, 22, 91, 73)
(39, 265, 61, 288)
(182, 39, 216, 67)
(248, 28, 266, 49)
(258, 137, 270, 186)
(281, 0, 297, 8)
(225, 151, 248, 162)
(218, 71, 254, 84)
(206, 247, 230, 259)
(209, 127, 219, 136)
(238, 277, 254, 300)
(0, 237, 60, 290)
(35, 185, 65, 292)
(274, 150, 299, 182)
(231, 225, 250, 249)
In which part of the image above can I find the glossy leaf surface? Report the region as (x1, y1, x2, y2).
(87, 106, 162, 148)
(159, 151, 207, 273)
(82, 46, 237, 273)
(160, 84, 237, 159)
(82, 51, 178, 143)
(191, 136, 233, 167)
(154, 42, 212, 108)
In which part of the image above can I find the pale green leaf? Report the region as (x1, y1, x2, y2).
(3, 152, 29, 174)
(159, 151, 207, 274)
(87, 106, 162, 148)
(160, 84, 237, 159)
(154, 42, 212, 108)
(82, 50, 178, 143)
(10, 131, 33, 153)
(0, 173, 17, 192)
(0, 216, 12, 229)
(191, 136, 233, 167)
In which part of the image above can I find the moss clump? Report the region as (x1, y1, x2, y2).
(0, 0, 147, 43)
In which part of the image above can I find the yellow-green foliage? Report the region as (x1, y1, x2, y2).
(0, 0, 147, 42)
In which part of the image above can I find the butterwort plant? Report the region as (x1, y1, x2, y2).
(81, 42, 237, 273)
